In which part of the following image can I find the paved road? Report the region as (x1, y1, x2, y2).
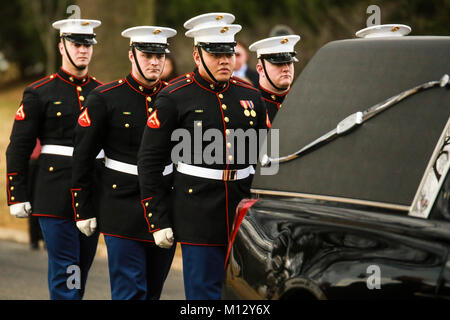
(0, 240, 185, 300)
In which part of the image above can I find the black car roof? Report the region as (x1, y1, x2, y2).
(253, 36, 450, 209)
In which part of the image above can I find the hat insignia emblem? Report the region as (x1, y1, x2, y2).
(220, 26, 229, 33)
(216, 15, 223, 20)
(82, 22, 90, 26)
(153, 29, 162, 34)
(280, 38, 289, 44)
(391, 26, 400, 32)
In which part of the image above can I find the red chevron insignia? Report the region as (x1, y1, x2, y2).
(15, 104, 25, 121)
(147, 110, 161, 129)
(78, 108, 91, 127)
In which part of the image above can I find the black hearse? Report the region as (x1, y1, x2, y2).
(223, 32, 450, 299)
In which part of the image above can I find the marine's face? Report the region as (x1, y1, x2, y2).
(257, 60, 294, 91)
(59, 40, 93, 68)
(194, 48, 236, 83)
(130, 50, 166, 82)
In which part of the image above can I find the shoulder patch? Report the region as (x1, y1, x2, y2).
(78, 108, 91, 127)
(147, 110, 161, 128)
(231, 76, 253, 86)
(231, 78, 259, 92)
(29, 74, 56, 90)
(15, 103, 25, 121)
(98, 79, 126, 93)
(165, 75, 194, 94)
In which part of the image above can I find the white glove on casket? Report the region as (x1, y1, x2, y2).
(10, 202, 32, 218)
(76, 218, 97, 237)
(153, 228, 174, 249)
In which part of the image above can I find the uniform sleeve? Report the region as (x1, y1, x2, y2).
(71, 91, 107, 220)
(6, 88, 43, 205)
(137, 93, 178, 232)
(257, 94, 268, 131)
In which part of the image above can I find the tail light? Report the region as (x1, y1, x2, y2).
(225, 198, 259, 267)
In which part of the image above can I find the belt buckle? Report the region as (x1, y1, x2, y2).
(222, 169, 237, 181)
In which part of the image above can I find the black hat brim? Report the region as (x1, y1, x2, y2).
(62, 33, 97, 45)
(260, 52, 298, 64)
(133, 43, 169, 54)
(198, 42, 236, 54)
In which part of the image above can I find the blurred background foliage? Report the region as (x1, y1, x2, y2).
(0, 0, 449, 85)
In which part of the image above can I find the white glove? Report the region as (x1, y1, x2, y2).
(76, 218, 97, 237)
(10, 202, 32, 218)
(153, 228, 174, 249)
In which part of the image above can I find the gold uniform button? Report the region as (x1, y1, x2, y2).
(148, 108, 153, 113)
(218, 94, 224, 99)
(112, 184, 117, 189)
(186, 79, 191, 83)
(125, 123, 130, 128)
(69, 76, 74, 82)
(250, 121, 254, 125)
(74, 192, 78, 197)
(10, 186, 14, 191)
(148, 213, 152, 218)
(11, 197, 15, 201)
(151, 224, 155, 228)
(118, 79, 123, 84)
(75, 203, 79, 207)
(56, 112, 62, 117)
(79, 96, 85, 102)
(147, 97, 152, 102)
(224, 117, 229, 123)
(188, 188, 193, 194)
(49, 166, 54, 172)
(77, 214, 80, 218)
(139, 86, 143, 91)
(210, 84, 215, 89)
(221, 104, 227, 110)
(271, 95, 276, 100)
(186, 74, 191, 78)
(9, 176, 13, 180)
(145, 202, 149, 207)
(77, 86, 82, 92)
(50, 75, 54, 79)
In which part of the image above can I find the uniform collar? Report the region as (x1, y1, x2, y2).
(57, 67, 90, 86)
(259, 83, 289, 104)
(193, 68, 229, 92)
(126, 72, 162, 96)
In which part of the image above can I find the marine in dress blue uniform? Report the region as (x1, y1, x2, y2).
(249, 35, 300, 123)
(6, 19, 103, 299)
(71, 26, 177, 300)
(137, 13, 268, 300)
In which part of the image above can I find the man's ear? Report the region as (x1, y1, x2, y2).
(256, 60, 265, 77)
(128, 49, 134, 62)
(192, 47, 201, 67)
(58, 41, 65, 56)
